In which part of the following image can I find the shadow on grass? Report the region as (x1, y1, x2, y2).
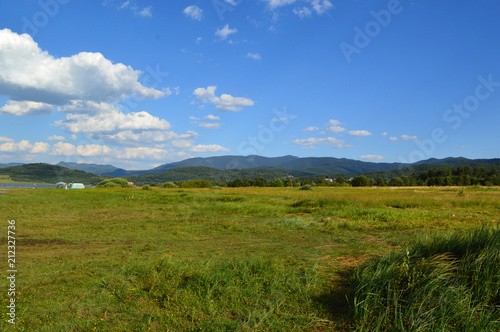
(312, 267, 356, 331)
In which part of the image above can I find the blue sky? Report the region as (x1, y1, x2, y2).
(0, 0, 499, 169)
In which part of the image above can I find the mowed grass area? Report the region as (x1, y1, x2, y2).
(1, 186, 499, 331)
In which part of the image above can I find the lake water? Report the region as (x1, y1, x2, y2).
(0, 183, 58, 188)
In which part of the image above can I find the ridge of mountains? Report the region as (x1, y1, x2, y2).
(0, 155, 499, 185)
(56, 155, 500, 177)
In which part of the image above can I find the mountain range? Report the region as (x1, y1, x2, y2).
(56, 155, 500, 177)
(1, 155, 499, 185)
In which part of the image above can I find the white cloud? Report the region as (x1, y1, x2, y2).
(381, 132, 388, 136)
(302, 126, 319, 132)
(360, 155, 385, 161)
(189, 116, 201, 121)
(57, 144, 113, 157)
(193, 86, 254, 112)
(189, 144, 230, 153)
(215, 24, 237, 40)
(0, 101, 53, 116)
(57, 100, 119, 114)
(138, 6, 152, 17)
(264, 0, 296, 9)
(246, 52, 261, 60)
(0, 29, 164, 112)
(116, 147, 168, 160)
(204, 114, 220, 120)
(31, 142, 50, 153)
(390, 137, 398, 141)
(94, 130, 198, 146)
(0, 137, 14, 143)
(184, 5, 203, 20)
(0, 140, 49, 153)
(55, 110, 171, 134)
(293, 7, 312, 18)
(193, 86, 217, 103)
(326, 125, 346, 133)
(348, 130, 372, 136)
(401, 135, 419, 141)
(311, 0, 333, 14)
(290, 137, 347, 149)
(47, 135, 65, 141)
(199, 122, 221, 129)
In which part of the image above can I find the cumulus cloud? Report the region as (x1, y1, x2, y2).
(0, 101, 53, 116)
(193, 86, 254, 112)
(348, 130, 372, 136)
(302, 126, 319, 132)
(198, 122, 221, 129)
(0, 136, 14, 143)
(57, 100, 119, 114)
(204, 114, 220, 120)
(47, 135, 65, 141)
(138, 6, 152, 17)
(92, 130, 198, 147)
(264, 0, 296, 9)
(246, 52, 261, 60)
(360, 155, 385, 161)
(290, 137, 347, 149)
(293, 7, 312, 18)
(0, 29, 164, 110)
(184, 5, 203, 20)
(116, 147, 168, 160)
(401, 134, 419, 141)
(215, 24, 237, 40)
(326, 125, 346, 133)
(0, 140, 49, 153)
(390, 137, 398, 141)
(189, 144, 230, 153)
(55, 110, 171, 134)
(311, 0, 333, 14)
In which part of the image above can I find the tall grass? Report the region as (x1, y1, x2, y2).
(97, 256, 324, 331)
(351, 227, 500, 331)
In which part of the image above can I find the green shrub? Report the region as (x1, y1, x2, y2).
(298, 184, 312, 190)
(161, 182, 178, 188)
(142, 185, 151, 191)
(97, 178, 131, 188)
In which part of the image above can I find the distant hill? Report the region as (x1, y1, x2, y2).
(0, 163, 106, 185)
(126, 166, 310, 186)
(362, 158, 500, 180)
(57, 161, 120, 175)
(0, 163, 24, 169)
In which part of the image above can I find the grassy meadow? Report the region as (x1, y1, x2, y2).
(1, 186, 499, 331)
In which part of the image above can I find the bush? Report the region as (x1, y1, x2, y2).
(161, 182, 178, 188)
(97, 178, 132, 188)
(142, 185, 152, 190)
(298, 185, 312, 190)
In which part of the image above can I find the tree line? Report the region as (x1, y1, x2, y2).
(156, 166, 500, 188)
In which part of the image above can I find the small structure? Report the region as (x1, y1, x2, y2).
(56, 182, 67, 189)
(67, 183, 85, 189)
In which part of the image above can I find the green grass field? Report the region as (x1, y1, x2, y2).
(1, 186, 499, 331)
